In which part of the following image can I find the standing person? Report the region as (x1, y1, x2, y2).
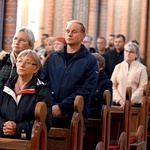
(104, 34, 126, 78)
(41, 20, 98, 131)
(111, 42, 148, 107)
(53, 37, 66, 51)
(89, 53, 112, 119)
(107, 34, 115, 51)
(0, 27, 35, 96)
(35, 33, 49, 53)
(96, 37, 108, 56)
(0, 49, 52, 139)
(82, 34, 96, 53)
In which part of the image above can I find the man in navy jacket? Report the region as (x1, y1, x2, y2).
(41, 20, 98, 131)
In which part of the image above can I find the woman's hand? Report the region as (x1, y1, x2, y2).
(118, 100, 125, 107)
(3, 121, 16, 136)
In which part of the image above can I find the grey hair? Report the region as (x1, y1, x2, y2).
(17, 49, 42, 70)
(18, 27, 35, 49)
(92, 53, 105, 69)
(124, 42, 140, 59)
(86, 34, 93, 41)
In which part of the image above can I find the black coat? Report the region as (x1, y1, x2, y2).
(0, 76, 52, 140)
(104, 49, 124, 78)
(89, 69, 112, 119)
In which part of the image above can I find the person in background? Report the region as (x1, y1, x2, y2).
(0, 49, 52, 139)
(82, 34, 96, 53)
(35, 33, 49, 53)
(111, 42, 148, 107)
(131, 40, 146, 65)
(37, 37, 54, 65)
(96, 37, 108, 56)
(89, 53, 112, 119)
(41, 20, 98, 133)
(107, 34, 115, 51)
(53, 37, 66, 51)
(0, 27, 35, 97)
(104, 34, 126, 78)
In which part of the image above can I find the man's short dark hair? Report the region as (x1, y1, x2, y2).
(115, 34, 126, 42)
(42, 33, 49, 38)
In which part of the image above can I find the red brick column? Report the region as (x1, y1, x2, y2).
(2, 0, 17, 51)
(88, 0, 100, 47)
(106, 0, 115, 37)
(139, 0, 148, 58)
(62, 0, 73, 35)
(43, 0, 54, 36)
(120, 0, 130, 40)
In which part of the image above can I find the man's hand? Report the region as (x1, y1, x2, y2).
(3, 121, 16, 136)
(52, 105, 68, 119)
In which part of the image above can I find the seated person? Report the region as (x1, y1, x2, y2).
(111, 42, 148, 107)
(0, 49, 52, 140)
(89, 53, 112, 119)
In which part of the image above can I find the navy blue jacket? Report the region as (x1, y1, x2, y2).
(41, 44, 98, 125)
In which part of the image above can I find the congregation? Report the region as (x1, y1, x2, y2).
(0, 20, 148, 142)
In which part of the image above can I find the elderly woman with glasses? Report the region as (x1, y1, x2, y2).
(0, 27, 35, 98)
(111, 42, 148, 107)
(0, 49, 52, 139)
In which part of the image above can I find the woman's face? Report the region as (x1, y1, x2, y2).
(124, 46, 138, 63)
(53, 41, 64, 51)
(16, 55, 38, 77)
(11, 31, 31, 58)
(45, 41, 54, 53)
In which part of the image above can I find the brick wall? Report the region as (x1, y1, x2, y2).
(2, 0, 17, 52)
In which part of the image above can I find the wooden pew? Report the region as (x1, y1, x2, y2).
(130, 85, 148, 150)
(83, 90, 111, 150)
(95, 87, 131, 150)
(0, 102, 47, 150)
(47, 95, 84, 150)
(108, 87, 132, 150)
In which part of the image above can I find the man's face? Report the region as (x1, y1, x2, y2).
(41, 35, 47, 45)
(82, 36, 91, 50)
(65, 22, 85, 46)
(114, 37, 125, 51)
(108, 36, 114, 47)
(11, 31, 31, 57)
(96, 38, 106, 51)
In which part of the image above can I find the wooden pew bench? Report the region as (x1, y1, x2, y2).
(0, 102, 47, 150)
(47, 95, 84, 150)
(130, 85, 148, 150)
(83, 90, 111, 150)
(95, 88, 131, 150)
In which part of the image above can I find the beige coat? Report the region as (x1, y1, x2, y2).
(111, 60, 148, 104)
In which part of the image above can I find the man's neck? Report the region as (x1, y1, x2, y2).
(67, 44, 81, 53)
(116, 48, 123, 53)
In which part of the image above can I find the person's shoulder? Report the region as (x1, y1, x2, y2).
(134, 61, 147, 69)
(0, 50, 9, 60)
